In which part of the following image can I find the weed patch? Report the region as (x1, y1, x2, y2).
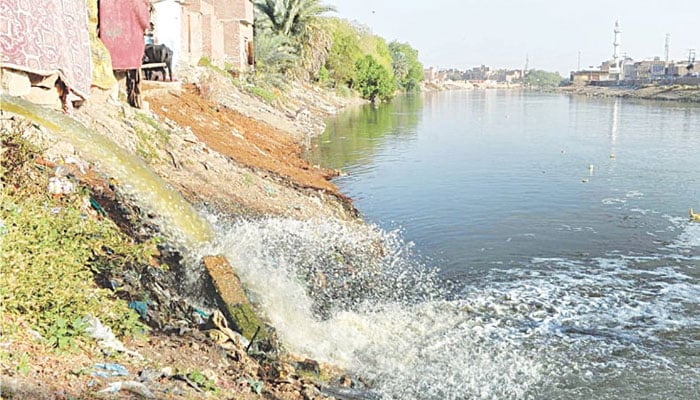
(1, 122, 158, 349)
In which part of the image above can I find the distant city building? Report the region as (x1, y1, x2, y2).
(423, 65, 524, 87)
(423, 67, 438, 83)
(570, 20, 699, 85)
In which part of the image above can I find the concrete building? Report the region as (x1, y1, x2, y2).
(623, 58, 667, 81)
(423, 67, 437, 82)
(464, 65, 493, 81)
(494, 69, 522, 83)
(151, 0, 254, 74)
(570, 69, 610, 85)
(668, 61, 700, 77)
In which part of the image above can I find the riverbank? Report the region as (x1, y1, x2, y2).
(1, 67, 371, 399)
(557, 83, 700, 103)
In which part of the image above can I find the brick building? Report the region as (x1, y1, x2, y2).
(151, 0, 254, 74)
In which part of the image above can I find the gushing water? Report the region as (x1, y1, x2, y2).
(1, 94, 213, 247)
(201, 215, 699, 400)
(203, 217, 548, 399)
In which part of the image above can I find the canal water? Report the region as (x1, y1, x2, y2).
(299, 90, 700, 399)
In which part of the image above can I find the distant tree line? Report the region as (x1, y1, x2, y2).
(523, 70, 564, 88)
(252, 0, 424, 102)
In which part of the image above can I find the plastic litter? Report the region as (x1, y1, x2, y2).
(96, 381, 155, 398)
(83, 316, 142, 359)
(84, 316, 126, 352)
(89, 197, 107, 217)
(92, 363, 129, 378)
(193, 307, 209, 319)
(245, 378, 264, 395)
(48, 176, 74, 195)
(129, 301, 148, 319)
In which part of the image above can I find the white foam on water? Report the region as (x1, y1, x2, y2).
(601, 198, 626, 205)
(204, 217, 546, 399)
(669, 222, 700, 249)
(200, 216, 700, 399)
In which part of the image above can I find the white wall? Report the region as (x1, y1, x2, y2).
(153, 1, 182, 71)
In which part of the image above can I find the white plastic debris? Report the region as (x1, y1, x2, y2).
(96, 381, 155, 398)
(48, 176, 74, 195)
(83, 316, 142, 358)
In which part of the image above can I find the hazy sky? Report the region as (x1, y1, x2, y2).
(325, 0, 700, 75)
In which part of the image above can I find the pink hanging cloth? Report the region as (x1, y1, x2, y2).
(99, 0, 150, 70)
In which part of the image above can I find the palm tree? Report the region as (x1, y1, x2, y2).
(254, 30, 297, 73)
(254, 0, 335, 79)
(254, 0, 335, 39)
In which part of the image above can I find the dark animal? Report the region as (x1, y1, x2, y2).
(142, 44, 173, 81)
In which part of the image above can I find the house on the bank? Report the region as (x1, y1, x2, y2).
(667, 61, 700, 77)
(151, 0, 255, 75)
(570, 70, 605, 86)
(623, 58, 667, 81)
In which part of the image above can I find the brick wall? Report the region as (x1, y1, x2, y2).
(181, 0, 253, 72)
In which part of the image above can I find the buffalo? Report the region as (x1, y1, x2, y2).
(142, 44, 173, 81)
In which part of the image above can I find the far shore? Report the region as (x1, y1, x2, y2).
(420, 80, 700, 104)
(555, 84, 700, 103)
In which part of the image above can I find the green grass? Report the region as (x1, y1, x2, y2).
(1, 123, 159, 349)
(247, 84, 278, 104)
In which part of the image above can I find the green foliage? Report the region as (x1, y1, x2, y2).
(254, 0, 335, 38)
(197, 56, 230, 77)
(0, 126, 154, 348)
(389, 41, 424, 92)
(45, 317, 87, 350)
(523, 69, 563, 88)
(254, 0, 335, 78)
(316, 65, 331, 87)
(0, 351, 31, 375)
(322, 18, 420, 98)
(334, 84, 353, 98)
(363, 35, 393, 74)
(254, 29, 298, 76)
(187, 370, 219, 392)
(324, 18, 363, 86)
(247, 84, 279, 104)
(353, 55, 396, 102)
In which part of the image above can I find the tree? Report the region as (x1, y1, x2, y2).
(254, 29, 298, 76)
(254, 0, 335, 79)
(324, 18, 362, 86)
(254, 0, 335, 37)
(389, 41, 424, 92)
(354, 55, 396, 102)
(523, 70, 563, 88)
